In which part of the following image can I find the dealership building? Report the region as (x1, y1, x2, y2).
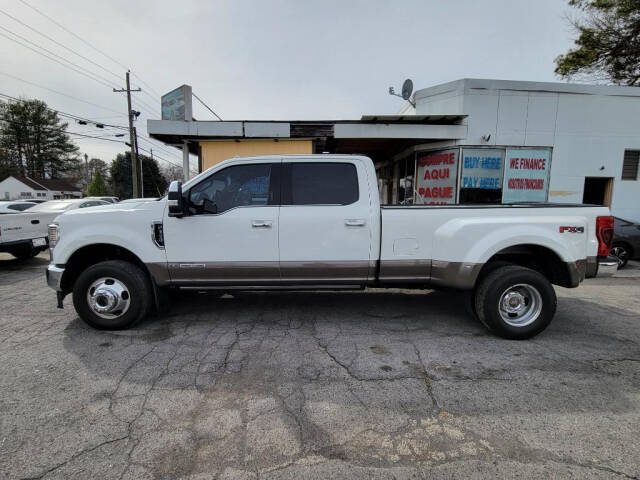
(148, 78, 640, 221)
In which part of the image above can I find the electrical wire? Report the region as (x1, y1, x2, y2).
(0, 30, 116, 89)
(14, 1, 166, 111)
(1, 93, 194, 171)
(17, 0, 129, 72)
(0, 24, 119, 89)
(0, 5, 123, 82)
(0, 114, 125, 139)
(0, 73, 122, 114)
(131, 72, 163, 99)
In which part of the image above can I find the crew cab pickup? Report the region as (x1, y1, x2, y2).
(46, 155, 618, 339)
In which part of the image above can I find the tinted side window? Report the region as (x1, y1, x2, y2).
(289, 163, 358, 205)
(189, 163, 272, 214)
(9, 203, 32, 211)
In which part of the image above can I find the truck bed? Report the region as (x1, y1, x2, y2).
(378, 204, 611, 288)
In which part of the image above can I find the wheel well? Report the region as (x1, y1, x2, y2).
(478, 244, 575, 288)
(60, 244, 150, 293)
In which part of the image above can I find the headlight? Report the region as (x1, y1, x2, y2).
(48, 224, 59, 249)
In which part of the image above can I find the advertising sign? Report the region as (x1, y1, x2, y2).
(460, 148, 504, 190)
(161, 84, 193, 121)
(502, 148, 551, 203)
(415, 149, 459, 205)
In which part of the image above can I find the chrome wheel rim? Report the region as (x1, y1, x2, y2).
(86, 277, 131, 319)
(498, 283, 542, 327)
(610, 246, 628, 266)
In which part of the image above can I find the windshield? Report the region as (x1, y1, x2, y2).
(28, 201, 75, 212)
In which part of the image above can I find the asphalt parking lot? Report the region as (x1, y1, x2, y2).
(1, 253, 639, 479)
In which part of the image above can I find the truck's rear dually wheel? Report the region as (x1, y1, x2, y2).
(474, 265, 557, 339)
(73, 260, 152, 330)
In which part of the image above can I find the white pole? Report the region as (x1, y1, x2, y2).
(182, 140, 189, 181)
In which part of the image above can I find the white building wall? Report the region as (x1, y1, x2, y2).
(414, 79, 640, 221)
(0, 177, 40, 200)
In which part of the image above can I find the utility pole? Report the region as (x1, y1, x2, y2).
(113, 71, 141, 198)
(134, 126, 143, 198)
(84, 153, 89, 193)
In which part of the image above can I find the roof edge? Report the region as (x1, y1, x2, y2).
(415, 78, 640, 99)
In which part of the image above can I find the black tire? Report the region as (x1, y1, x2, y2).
(611, 242, 631, 269)
(73, 260, 152, 330)
(9, 246, 37, 260)
(474, 265, 557, 340)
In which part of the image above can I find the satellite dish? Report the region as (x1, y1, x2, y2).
(401, 79, 413, 101)
(388, 78, 416, 107)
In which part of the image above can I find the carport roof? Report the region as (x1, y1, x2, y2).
(147, 115, 468, 153)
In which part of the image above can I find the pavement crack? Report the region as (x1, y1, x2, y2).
(19, 435, 128, 480)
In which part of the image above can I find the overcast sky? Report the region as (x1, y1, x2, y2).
(0, 0, 576, 171)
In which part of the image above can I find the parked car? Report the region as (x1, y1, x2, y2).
(0, 199, 109, 259)
(0, 201, 37, 214)
(611, 217, 640, 268)
(119, 198, 159, 203)
(46, 155, 618, 339)
(85, 196, 119, 204)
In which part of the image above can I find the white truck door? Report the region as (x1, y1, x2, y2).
(278, 160, 372, 284)
(163, 161, 281, 285)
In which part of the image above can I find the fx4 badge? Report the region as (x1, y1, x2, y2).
(559, 226, 584, 233)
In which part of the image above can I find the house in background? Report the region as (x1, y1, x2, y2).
(0, 176, 82, 200)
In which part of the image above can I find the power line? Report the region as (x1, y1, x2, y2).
(0, 115, 127, 144)
(131, 95, 161, 117)
(192, 92, 223, 120)
(131, 72, 163, 99)
(136, 135, 186, 162)
(17, 0, 129, 72)
(0, 92, 192, 171)
(0, 30, 115, 89)
(0, 6, 123, 82)
(0, 25, 117, 87)
(14, 1, 166, 112)
(0, 73, 122, 114)
(0, 92, 131, 138)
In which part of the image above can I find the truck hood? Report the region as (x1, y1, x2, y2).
(55, 198, 166, 223)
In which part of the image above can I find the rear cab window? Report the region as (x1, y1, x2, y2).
(283, 162, 359, 205)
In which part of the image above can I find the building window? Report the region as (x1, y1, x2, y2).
(622, 150, 639, 180)
(459, 148, 504, 204)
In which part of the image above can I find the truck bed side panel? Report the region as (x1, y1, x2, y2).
(380, 205, 609, 288)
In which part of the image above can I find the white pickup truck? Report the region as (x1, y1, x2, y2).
(46, 155, 617, 339)
(0, 199, 109, 259)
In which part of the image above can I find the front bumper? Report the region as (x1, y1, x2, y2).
(46, 264, 65, 291)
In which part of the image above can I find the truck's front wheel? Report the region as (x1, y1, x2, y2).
(474, 265, 557, 340)
(73, 260, 152, 330)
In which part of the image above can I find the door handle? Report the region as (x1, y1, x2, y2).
(345, 219, 366, 227)
(251, 220, 272, 228)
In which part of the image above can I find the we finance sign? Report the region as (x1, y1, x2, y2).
(415, 149, 458, 205)
(502, 149, 551, 203)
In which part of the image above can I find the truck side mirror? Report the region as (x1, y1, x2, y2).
(167, 181, 184, 217)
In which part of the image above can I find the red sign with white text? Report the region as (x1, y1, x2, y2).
(415, 149, 459, 205)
